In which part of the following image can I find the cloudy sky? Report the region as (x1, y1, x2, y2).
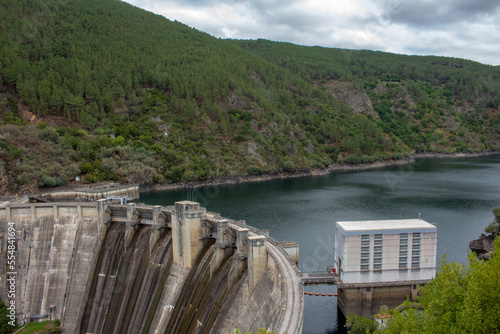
(122, 0, 500, 65)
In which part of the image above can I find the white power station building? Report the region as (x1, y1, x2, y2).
(334, 219, 437, 284)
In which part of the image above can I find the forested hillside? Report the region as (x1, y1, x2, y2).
(1, 0, 499, 194)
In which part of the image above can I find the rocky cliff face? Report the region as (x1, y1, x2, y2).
(469, 234, 496, 260)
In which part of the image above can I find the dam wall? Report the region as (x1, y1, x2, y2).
(0, 203, 103, 332)
(0, 200, 303, 334)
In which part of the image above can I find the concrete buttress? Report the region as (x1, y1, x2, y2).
(149, 205, 164, 252)
(211, 220, 235, 278)
(125, 203, 139, 248)
(96, 199, 110, 230)
(171, 201, 206, 268)
(248, 235, 267, 293)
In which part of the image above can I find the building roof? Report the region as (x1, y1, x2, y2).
(336, 219, 436, 233)
(373, 313, 392, 319)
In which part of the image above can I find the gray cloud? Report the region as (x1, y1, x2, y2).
(389, 0, 500, 26)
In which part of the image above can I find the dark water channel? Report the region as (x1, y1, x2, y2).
(138, 155, 500, 333)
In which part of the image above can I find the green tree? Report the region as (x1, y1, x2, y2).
(384, 238, 500, 333)
(484, 207, 500, 236)
(235, 329, 275, 334)
(383, 300, 425, 334)
(345, 313, 378, 334)
(0, 301, 13, 333)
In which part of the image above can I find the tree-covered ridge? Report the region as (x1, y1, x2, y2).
(0, 0, 499, 193)
(234, 39, 500, 152)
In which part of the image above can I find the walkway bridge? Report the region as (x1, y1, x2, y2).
(302, 271, 341, 285)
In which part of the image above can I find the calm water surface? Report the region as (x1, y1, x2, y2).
(138, 155, 500, 333)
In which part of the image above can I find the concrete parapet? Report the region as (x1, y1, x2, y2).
(280, 241, 299, 265)
(247, 235, 267, 293)
(1, 202, 98, 223)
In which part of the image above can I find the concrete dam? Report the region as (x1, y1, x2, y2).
(0, 200, 303, 334)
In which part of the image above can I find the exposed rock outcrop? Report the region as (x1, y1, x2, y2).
(469, 233, 495, 260)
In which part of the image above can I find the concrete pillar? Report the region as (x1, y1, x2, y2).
(6, 206, 11, 222)
(210, 220, 231, 277)
(149, 206, 164, 251)
(410, 284, 418, 301)
(96, 199, 110, 230)
(247, 235, 267, 294)
(53, 205, 59, 220)
(31, 205, 36, 222)
(362, 287, 373, 317)
(211, 245, 225, 278)
(171, 201, 206, 268)
(228, 228, 249, 287)
(125, 203, 138, 248)
(236, 228, 249, 255)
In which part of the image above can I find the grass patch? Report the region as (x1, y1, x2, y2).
(15, 320, 61, 334)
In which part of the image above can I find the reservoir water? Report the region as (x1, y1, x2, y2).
(138, 154, 500, 333)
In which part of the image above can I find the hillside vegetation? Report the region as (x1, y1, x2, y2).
(1, 0, 499, 194)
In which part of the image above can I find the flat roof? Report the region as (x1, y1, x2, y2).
(336, 219, 436, 232)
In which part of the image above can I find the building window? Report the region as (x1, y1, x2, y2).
(373, 234, 382, 270)
(361, 234, 370, 270)
(399, 233, 408, 269)
(412, 233, 420, 268)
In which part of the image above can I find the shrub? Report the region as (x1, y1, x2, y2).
(247, 165, 263, 175)
(38, 174, 61, 187)
(80, 163, 93, 174)
(283, 160, 295, 172)
(166, 165, 185, 182)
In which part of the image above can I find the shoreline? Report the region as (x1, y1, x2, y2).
(5, 151, 497, 200)
(140, 151, 500, 193)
